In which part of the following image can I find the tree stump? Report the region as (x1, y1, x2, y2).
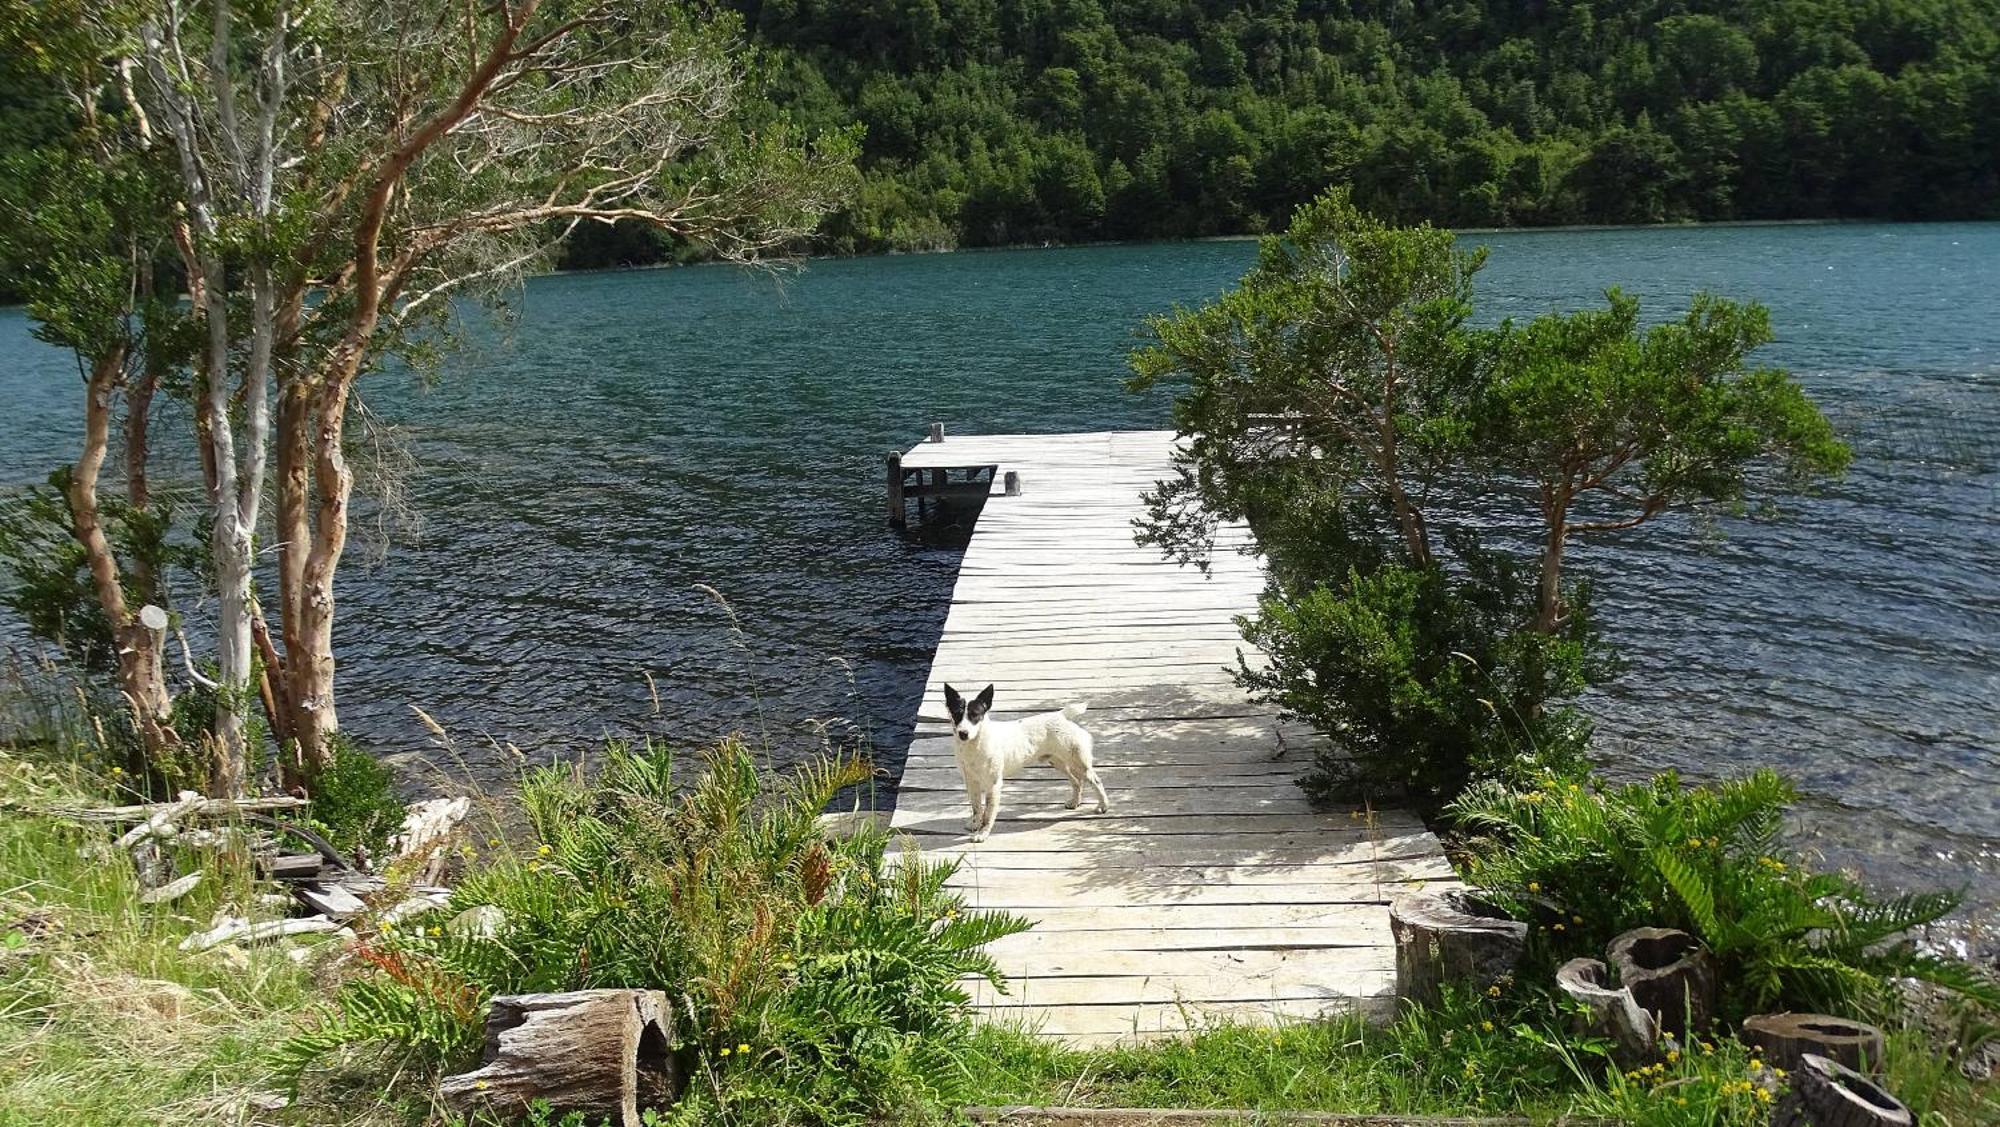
(1555, 957, 1659, 1066)
(1389, 889, 1527, 1009)
(1771, 1053, 1913, 1127)
(1743, 1013, 1887, 1074)
(1606, 927, 1716, 1040)
(439, 989, 679, 1127)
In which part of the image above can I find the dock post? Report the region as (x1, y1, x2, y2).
(886, 451, 906, 528)
(928, 421, 945, 443)
(1003, 470, 1021, 496)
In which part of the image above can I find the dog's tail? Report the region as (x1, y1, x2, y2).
(1061, 702, 1089, 722)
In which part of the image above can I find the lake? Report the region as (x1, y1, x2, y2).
(1, 222, 1995, 904)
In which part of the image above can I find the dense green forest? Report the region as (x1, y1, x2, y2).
(565, 0, 2000, 264)
(6, 0, 2000, 284)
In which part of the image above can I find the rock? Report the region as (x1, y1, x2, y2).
(450, 904, 507, 940)
(1606, 927, 1716, 1040)
(1389, 888, 1528, 1009)
(1743, 1013, 1887, 1074)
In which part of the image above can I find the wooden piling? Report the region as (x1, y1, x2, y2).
(886, 451, 906, 528)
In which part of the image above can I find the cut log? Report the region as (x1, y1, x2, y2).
(1389, 889, 1527, 1009)
(439, 990, 680, 1127)
(1771, 1053, 1913, 1127)
(1605, 927, 1716, 1040)
(1555, 957, 1658, 1065)
(1743, 1013, 1887, 1074)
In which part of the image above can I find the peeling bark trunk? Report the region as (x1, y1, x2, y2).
(69, 347, 180, 761)
(1533, 489, 1569, 634)
(440, 990, 680, 1127)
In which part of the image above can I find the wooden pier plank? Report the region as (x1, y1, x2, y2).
(885, 430, 1444, 1046)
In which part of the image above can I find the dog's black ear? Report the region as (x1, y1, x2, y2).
(943, 683, 963, 718)
(974, 684, 995, 709)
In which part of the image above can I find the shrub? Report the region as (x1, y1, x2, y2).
(301, 737, 406, 863)
(1447, 769, 2000, 1019)
(1240, 553, 1600, 809)
(282, 738, 1030, 1126)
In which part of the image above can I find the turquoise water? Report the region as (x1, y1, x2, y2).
(2, 223, 1996, 899)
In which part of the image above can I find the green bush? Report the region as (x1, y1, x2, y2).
(1447, 769, 2000, 1020)
(302, 738, 406, 863)
(1240, 556, 1598, 809)
(282, 739, 1030, 1126)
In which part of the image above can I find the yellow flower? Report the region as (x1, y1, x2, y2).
(527, 860, 542, 873)
(736, 1042, 750, 1054)
(1774, 1068, 1787, 1079)
(1756, 1088, 1773, 1103)
(488, 838, 501, 847)
(1571, 915, 1583, 925)
(1552, 923, 1566, 932)
(536, 844, 552, 857)
(1480, 1021, 1494, 1032)
(1486, 985, 1501, 997)
(1526, 882, 1541, 893)
(1675, 1097, 1687, 1107)
(428, 926, 441, 936)
(1687, 836, 1704, 848)
(1523, 792, 1544, 804)
(1707, 836, 1720, 848)
(1700, 1041, 1715, 1054)
(475, 1080, 490, 1090)
(1666, 1050, 1680, 1063)
(108, 766, 124, 777)
(1749, 1059, 1764, 1072)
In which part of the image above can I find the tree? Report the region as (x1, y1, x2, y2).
(1477, 291, 1851, 633)
(151, 0, 854, 786)
(0, 11, 199, 769)
(1130, 190, 1846, 807)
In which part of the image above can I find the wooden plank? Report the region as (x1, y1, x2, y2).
(984, 997, 1396, 1040)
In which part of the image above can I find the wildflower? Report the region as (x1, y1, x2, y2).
(720, 1047, 731, 1057)
(475, 1080, 490, 1091)
(1526, 881, 1541, 893)
(1774, 1068, 1787, 1079)
(1552, 923, 1565, 932)
(108, 766, 124, 777)
(1707, 836, 1720, 848)
(1480, 1021, 1494, 1032)
(1523, 791, 1544, 804)
(1571, 915, 1583, 925)
(1675, 1097, 1687, 1106)
(488, 838, 501, 848)
(1756, 1088, 1773, 1103)
(1687, 836, 1704, 849)
(428, 926, 441, 937)
(1666, 1050, 1680, 1063)
(536, 844, 552, 857)
(1749, 1059, 1764, 1072)
(736, 1042, 750, 1054)
(1486, 985, 1501, 998)
(1700, 1041, 1715, 1055)
(527, 860, 542, 873)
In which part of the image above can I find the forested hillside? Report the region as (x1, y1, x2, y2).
(680, 0, 1999, 256)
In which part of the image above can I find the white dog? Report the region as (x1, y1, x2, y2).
(944, 683, 1110, 842)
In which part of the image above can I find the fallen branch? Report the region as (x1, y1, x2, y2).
(180, 915, 341, 952)
(31, 794, 308, 823)
(138, 869, 204, 905)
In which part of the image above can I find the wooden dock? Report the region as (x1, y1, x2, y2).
(886, 430, 1453, 1046)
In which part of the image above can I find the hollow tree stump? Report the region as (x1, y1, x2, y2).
(1743, 1012, 1887, 1074)
(1606, 927, 1716, 1040)
(1555, 957, 1659, 1066)
(439, 989, 679, 1127)
(1771, 1053, 1913, 1127)
(1389, 889, 1527, 1009)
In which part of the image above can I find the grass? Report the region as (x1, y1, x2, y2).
(0, 749, 339, 1126)
(958, 996, 1999, 1127)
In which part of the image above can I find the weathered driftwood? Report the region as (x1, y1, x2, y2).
(180, 915, 341, 952)
(387, 796, 470, 884)
(1743, 1013, 1887, 1074)
(377, 888, 453, 925)
(138, 869, 204, 905)
(1771, 1053, 1913, 1127)
(1554, 957, 1658, 1065)
(295, 883, 369, 920)
(1605, 927, 1715, 1040)
(439, 989, 679, 1127)
(120, 791, 205, 889)
(35, 794, 308, 823)
(1389, 889, 1527, 1009)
